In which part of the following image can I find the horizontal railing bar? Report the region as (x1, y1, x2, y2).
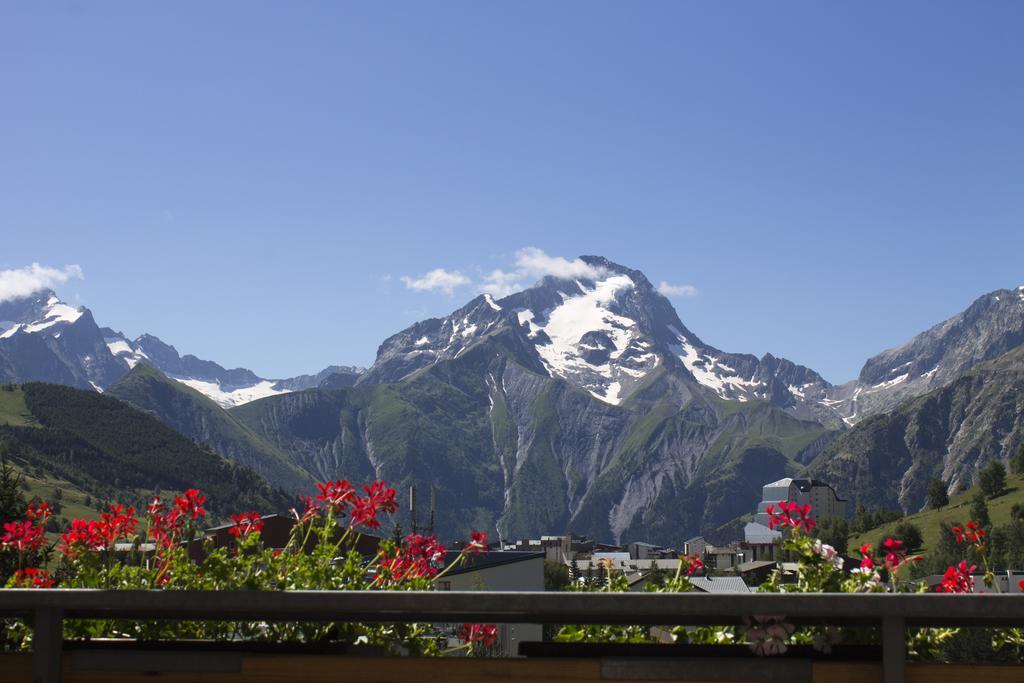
(1, 590, 1023, 627)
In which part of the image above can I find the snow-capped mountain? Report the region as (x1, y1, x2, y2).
(0, 290, 124, 390)
(0, 289, 361, 407)
(822, 285, 1024, 424)
(361, 256, 839, 424)
(100, 331, 364, 407)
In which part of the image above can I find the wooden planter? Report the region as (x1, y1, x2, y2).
(1, 645, 1022, 683)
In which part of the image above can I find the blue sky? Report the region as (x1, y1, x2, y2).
(2, 2, 1022, 383)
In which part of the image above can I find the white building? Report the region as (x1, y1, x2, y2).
(753, 478, 847, 526)
(434, 551, 544, 656)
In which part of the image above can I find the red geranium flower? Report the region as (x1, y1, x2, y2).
(766, 501, 816, 533)
(12, 567, 54, 588)
(173, 489, 207, 520)
(315, 480, 356, 512)
(348, 481, 398, 529)
(936, 561, 975, 593)
(1, 520, 47, 553)
(465, 532, 489, 555)
(457, 623, 498, 647)
(228, 512, 264, 537)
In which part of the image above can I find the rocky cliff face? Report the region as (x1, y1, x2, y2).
(822, 286, 1024, 425)
(808, 344, 1024, 514)
(0, 290, 123, 390)
(232, 310, 826, 544)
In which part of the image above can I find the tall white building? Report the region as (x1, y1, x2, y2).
(753, 477, 847, 526)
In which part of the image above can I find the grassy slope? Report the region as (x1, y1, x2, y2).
(109, 363, 312, 492)
(0, 387, 38, 427)
(850, 472, 1024, 553)
(1, 382, 292, 520)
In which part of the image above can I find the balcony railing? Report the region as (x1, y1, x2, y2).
(2, 589, 1023, 683)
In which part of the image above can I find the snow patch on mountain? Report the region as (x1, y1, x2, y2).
(525, 274, 645, 404)
(23, 296, 83, 333)
(668, 326, 763, 401)
(173, 378, 288, 408)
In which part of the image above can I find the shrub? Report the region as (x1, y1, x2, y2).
(927, 479, 949, 510)
(979, 461, 1007, 499)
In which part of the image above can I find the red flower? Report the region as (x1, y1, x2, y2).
(937, 561, 975, 593)
(147, 496, 188, 551)
(25, 502, 52, 524)
(100, 504, 139, 544)
(315, 480, 356, 512)
(465, 532, 489, 555)
(59, 518, 108, 557)
(1, 520, 47, 553)
(882, 538, 912, 570)
(228, 512, 264, 538)
(348, 481, 398, 530)
(683, 553, 704, 576)
(457, 623, 498, 647)
(173, 489, 207, 520)
(12, 567, 54, 588)
(378, 533, 448, 582)
(766, 501, 816, 533)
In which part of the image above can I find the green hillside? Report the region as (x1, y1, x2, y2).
(850, 471, 1024, 554)
(0, 382, 294, 521)
(108, 363, 313, 493)
(0, 385, 38, 427)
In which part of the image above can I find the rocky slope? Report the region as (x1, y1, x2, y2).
(234, 328, 826, 545)
(360, 256, 841, 426)
(807, 344, 1024, 515)
(823, 286, 1024, 424)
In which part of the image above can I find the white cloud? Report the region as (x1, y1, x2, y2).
(0, 263, 84, 302)
(400, 268, 471, 295)
(478, 248, 606, 298)
(513, 247, 605, 280)
(480, 269, 524, 298)
(406, 248, 611, 300)
(657, 281, 698, 298)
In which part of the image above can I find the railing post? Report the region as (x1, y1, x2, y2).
(32, 608, 63, 683)
(882, 615, 905, 683)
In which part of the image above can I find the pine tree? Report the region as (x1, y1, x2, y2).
(1012, 444, 1024, 475)
(0, 455, 26, 526)
(970, 490, 991, 529)
(979, 461, 1007, 499)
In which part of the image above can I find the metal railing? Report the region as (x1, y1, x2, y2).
(2, 589, 1023, 683)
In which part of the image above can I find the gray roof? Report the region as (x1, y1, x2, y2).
(744, 521, 781, 544)
(689, 576, 751, 594)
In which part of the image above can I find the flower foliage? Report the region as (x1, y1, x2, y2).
(0, 481, 490, 655)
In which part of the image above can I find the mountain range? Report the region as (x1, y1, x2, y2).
(2, 257, 1023, 545)
(0, 289, 363, 406)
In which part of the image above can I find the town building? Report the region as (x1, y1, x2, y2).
(434, 551, 544, 656)
(753, 478, 847, 526)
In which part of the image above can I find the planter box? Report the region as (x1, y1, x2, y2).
(0, 649, 1021, 683)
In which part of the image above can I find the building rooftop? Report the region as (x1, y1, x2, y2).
(689, 576, 751, 594)
(439, 551, 545, 576)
